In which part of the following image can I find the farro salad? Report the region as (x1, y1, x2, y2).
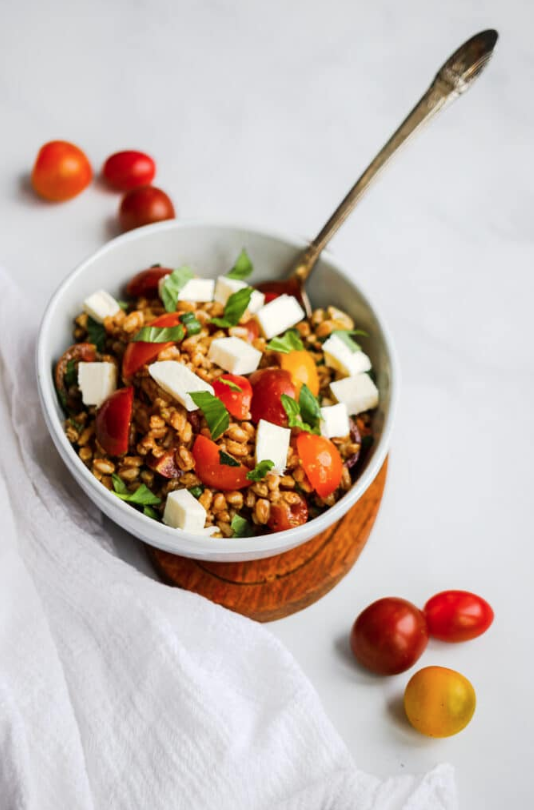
(55, 250, 379, 538)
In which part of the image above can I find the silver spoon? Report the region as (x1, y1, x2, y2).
(257, 29, 499, 315)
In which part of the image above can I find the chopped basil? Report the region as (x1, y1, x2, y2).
(86, 316, 106, 352)
(231, 514, 254, 538)
(143, 505, 161, 521)
(64, 359, 78, 388)
(280, 393, 319, 434)
(179, 311, 202, 336)
(111, 474, 161, 505)
(188, 485, 205, 499)
(217, 377, 242, 392)
(211, 287, 253, 328)
(246, 460, 274, 481)
(188, 391, 229, 440)
(68, 417, 84, 432)
(118, 300, 129, 312)
(330, 329, 368, 353)
(298, 384, 322, 432)
(160, 266, 195, 312)
(226, 248, 253, 281)
(219, 450, 240, 467)
(131, 325, 185, 343)
(265, 330, 304, 353)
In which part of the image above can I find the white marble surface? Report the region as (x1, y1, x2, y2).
(2, 1, 533, 807)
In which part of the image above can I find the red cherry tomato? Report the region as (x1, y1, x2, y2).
(192, 435, 250, 490)
(126, 267, 172, 298)
(147, 449, 181, 479)
(296, 432, 343, 498)
(95, 387, 134, 456)
(122, 312, 182, 378)
(350, 597, 429, 675)
(212, 374, 253, 420)
(102, 150, 156, 191)
(263, 292, 280, 304)
(242, 318, 260, 343)
(424, 590, 494, 643)
(249, 368, 296, 426)
(268, 493, 308, 532)
(119, 185, 175, 232)
(31, 140, 92, 201)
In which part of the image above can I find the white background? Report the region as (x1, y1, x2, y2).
(2, 1, 533, 807)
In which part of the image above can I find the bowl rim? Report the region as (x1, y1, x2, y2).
(36, 217, 399, 558)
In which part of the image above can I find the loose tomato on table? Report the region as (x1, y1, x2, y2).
(122, 313, 183, 379)
(126, 267, 172, 298)
(249, 368, 296, 426)
(32, 140, 92, 201)
(268, 493, 308, 532)
(404, 666, 476, 737)
(119, 185, 175, 232)
(95, 387, 133, 456)
(192, 435, 250, 490)
(102, 150, 156, 191)
(279, 350, 319, 396)
(349, 597, 428, 675)
(424, 590, 494, 642)
(296, 432, 343, 498)
(212, 374, 253, 420)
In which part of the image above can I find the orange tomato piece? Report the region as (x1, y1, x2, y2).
(296, 432, 343, 498)
(279, 350, 319, 396)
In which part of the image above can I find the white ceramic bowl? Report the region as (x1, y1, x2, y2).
(37, 219, 398, 562)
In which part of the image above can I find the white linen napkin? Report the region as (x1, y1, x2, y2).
(0, 268, 457, 810)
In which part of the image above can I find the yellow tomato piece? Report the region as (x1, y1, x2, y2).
(404, 666, 476, 738)
(279, 350, 319, 396)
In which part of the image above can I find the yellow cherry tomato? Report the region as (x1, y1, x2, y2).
(279, 350, 319, 396)
(404, 666, 476, 738)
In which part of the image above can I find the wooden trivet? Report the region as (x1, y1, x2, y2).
(147, 460, 388, 622)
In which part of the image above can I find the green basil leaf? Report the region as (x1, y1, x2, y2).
(216, 377, 242, 392)
(179, 311, 202, 336)
(280, 393, 315, 433)
(118, 300, 129, 312)
(86, 316, 106, 352)
(188, 485, 205, 499)
(160, 266, 195, 312)
(64, 359, 78, 388)
(246, 459, 274, 481)
(112, 474, 161, 505)
(188, 391, 229, 440)
(226, 248, 253, 281)
(231, 514, 255, 538)
(330, 329, 369, 353)
(265, 330, 304, 353)
(131, 325, 185, 343)
(298, 384, 322, 432)
(219, 450, 240, 467)
(143, 505, 161, 520)
(211, 287, 253, 328)
(111, 473, 128, 495)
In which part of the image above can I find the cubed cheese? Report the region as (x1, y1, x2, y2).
(149, 361, 214, 411)
(177, 278, 215, 302)
(330, 373, 379, 415)
(322, 334, 372, 377)
(214, 277, 265, 314)
(208, 336, 262, 375)
(254, 294, 305, 339)
(255, 419, 290, 474)
(320, 403, 350, 439)
(83, 290, 121, 323)
(78, 362, 117, 407)
(163, 489, 207, 532)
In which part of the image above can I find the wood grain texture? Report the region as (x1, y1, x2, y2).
(147, 460, 388, 622)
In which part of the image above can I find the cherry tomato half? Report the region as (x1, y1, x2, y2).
(126, 267, 172, 298)
(95, 387, 134, 456)
(213, 374, 253, 420)
(424, 590, 494, 643)
(350, 597, 429, 675)
(279, 350, 319, 396)
(404, 666, 476, 737)
(122, 312, 182, 379)
(241, 318, 260, 343)
(102, 150, 156, 191)
(268, 493, 308, 532)
(249, 368, 296, 426)
(32, 140, 92, 201)
(119, 185, 175, 232)
(192, 435, 250, 490)
(296, 432, 343, 498)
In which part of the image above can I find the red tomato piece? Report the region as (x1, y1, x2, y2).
(95, 387, 134, 456)
(263, 292, 281, 304)
(102, 150, 156, 191)
(147, 450, 181, 479)
(122, 312, 183, 379)
(424, 590, 494, 643)
(241, 318, 260, 343)
(249, 368, 296, 426)
(268, 493, 308, 532)
(31, 140, 92, 201)
(192, 435, 250, 491)
(212, 374, 253, 420)
(119, 186, 175, 232)
(350, 597, 429, 675)
(126, 267, 172, 298)
(296, 432, 343, 498)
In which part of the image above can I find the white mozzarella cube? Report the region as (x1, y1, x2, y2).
(254, 295, 305, 339)
(320, 403, 350, 439)
(149, 361, 214, 411)
(163, 489, 207, 533)
(322, 334, 372, 377)
(214, 277, 265, 314)
(255, 419, 290, 474)
(330, 373, 379, 415)
(78, 362, 117, 407)
(208, 336, 262, 375)
(83, 290, 121, 323)
(177, 278, 215, 302)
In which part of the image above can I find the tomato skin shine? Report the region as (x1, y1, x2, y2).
(103, 150, 156, 191)
(32, 140, 92, 201)
(119, 186, 175, 231)
(424, 590, 494, 642)
(404, 666, 476, 737)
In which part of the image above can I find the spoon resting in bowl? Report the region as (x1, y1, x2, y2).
(257, 29, 498, 317)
